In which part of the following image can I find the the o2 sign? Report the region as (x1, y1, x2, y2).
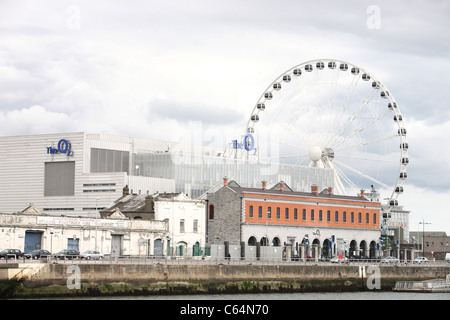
(46, 139, 73, 156)
(232, 134, 257, 155)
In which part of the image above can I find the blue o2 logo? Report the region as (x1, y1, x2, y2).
(46, 139, 73, 156)
(244, 134, 255, 152)
(232, 134, 257, 155)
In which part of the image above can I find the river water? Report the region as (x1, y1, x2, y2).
(75, 291, 449, 300)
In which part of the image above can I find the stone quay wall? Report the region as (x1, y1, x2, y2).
(2, 262, 450, 297)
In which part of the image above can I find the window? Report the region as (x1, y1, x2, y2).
(294, 208, 298, 221)
(209, 204, 215, 219)
(311, 209, 314, 221)
(90, 148, 129, 174)
(285, 208, 289, 220)
(276, 207, 280, 219)
(327, 210, 331, 222)
(343, 211, 347, 223)
(44, 161, 75, 196)
(351, 212, 354, 224)
(193, 219, 198, 232)
(249, 206, 253, 218)
(267, 207, 271, 219)
(303, 209, 306, 221)
(67, 238, 79, 251)
(319, 210, 322, 222)
(366, 213, 369, 224)
(180, 219, 185, 232)
(373, 213, 377, 225)
(258, 206, 263, 219)
(335, 211, 339, 223)
(358, 212, 362, 224)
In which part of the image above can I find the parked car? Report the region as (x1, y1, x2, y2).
(381, 256, 399, 263)
(330, 256, 348, 263)
(350, 255, 371, 260)
(80, 250, 104, 260)
(25, 249, 52, 260)
(0, 249, 24, 259)
(413, 256, 429, 264)
(53, 249, 80, 260)
(446, 253, 450, 263)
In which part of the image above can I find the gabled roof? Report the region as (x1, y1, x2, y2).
(103, 207, 129, 220)
(226, 185, 373, 203)
(101, 192, 191, 214)
(102, 194, 149, 214)
(198, 180, 241, 199)
(17, 204, 46, 216)
(269, 181, 293, 192)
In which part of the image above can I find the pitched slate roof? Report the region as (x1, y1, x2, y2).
(227, 185, 372, 203)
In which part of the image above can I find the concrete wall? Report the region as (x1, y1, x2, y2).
(3, 262, 449, 297)
(27, 263, 449, 284)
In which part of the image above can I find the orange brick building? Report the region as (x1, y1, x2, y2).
(207, 178, 381, 259)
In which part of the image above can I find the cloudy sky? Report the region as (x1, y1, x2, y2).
(1, 0, 449, 233)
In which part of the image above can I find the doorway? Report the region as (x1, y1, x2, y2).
(111, 235, 122, 256)
(24, 231, 42, 253)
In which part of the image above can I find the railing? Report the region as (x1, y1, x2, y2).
(2, 254, 449, 266)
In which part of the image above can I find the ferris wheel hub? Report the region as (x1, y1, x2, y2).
(323, 147, 335, 161)
(309, 146, 322, 162)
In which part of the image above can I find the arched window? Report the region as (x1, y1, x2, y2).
(272, 237, 281, 246)
(248, 236, 257, 246)
(209, 204, 215, 219)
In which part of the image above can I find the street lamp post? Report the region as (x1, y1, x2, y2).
(419, 219, 431, 257)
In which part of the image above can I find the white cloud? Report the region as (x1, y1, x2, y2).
(0, 0, 449, 232)
(401, 183, 450, 233)
(0, 105, 73, 135)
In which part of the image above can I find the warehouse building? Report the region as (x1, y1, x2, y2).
(206, 178, 381, 260)
(0, 132, 334, 217)
(0, 204, 169, 256)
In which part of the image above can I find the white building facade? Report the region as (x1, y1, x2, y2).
(153, 193, 206, 256)
(0, 205, 169, 256)
(0, 132, 175, 217)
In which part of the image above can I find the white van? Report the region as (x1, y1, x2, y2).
(446, 253, 450, 263)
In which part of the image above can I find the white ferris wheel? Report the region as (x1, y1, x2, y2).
(243, 59, 408, 212)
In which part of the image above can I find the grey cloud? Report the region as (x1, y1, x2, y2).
(148, 98, 245, 126)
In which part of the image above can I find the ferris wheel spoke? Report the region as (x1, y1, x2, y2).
(328, 160, 357, 194)
(263, 112, 312, 149)
(332, 108, 393, 148)
(336, 154, 398, 164)
(333, 90, 379, 141)
(334, 134, 398, 153)
(261, 153, 309, 160)
(279, 141, 310, 153)
(333, 159, 391, 190)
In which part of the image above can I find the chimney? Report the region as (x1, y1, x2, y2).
(360, 189, 365, 197)
(311, 185, 318, 195)
(262, 180, 267, 190)
(328, 187, 333, 195)
(223, 176, 228, 187)
(280, 182, 284, 192)
(123, 185, 130, 196)
(144, 195, 155, 212)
